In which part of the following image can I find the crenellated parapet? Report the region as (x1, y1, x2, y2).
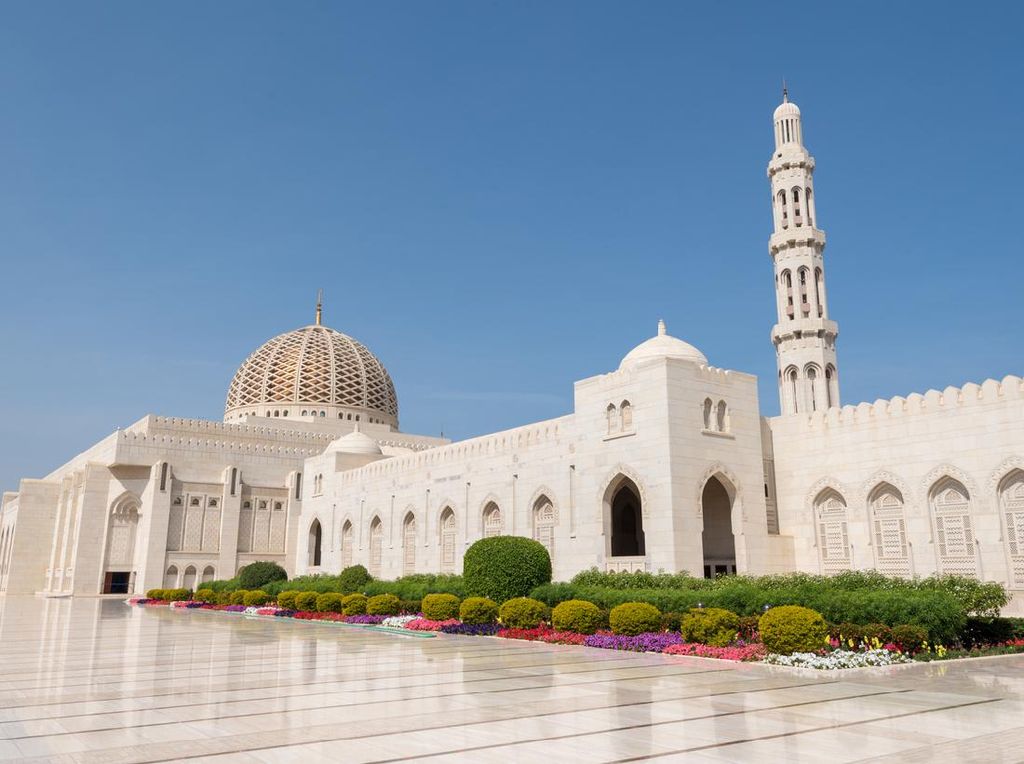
(339, 415, 573, 483)
(781, 375, 1024, 432)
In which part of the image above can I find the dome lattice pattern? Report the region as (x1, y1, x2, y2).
(225, 326, 398, 420)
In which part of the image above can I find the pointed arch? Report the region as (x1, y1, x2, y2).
(606, 403, 617, 434)
(867, 481, 910, 577)
(619, 400, 633, 430)
(598, 464, 649, 518)
(104, 492, 140, 574)
(368, 515, 384, 577)
(201, 565, 216, 583)
(482, 501, 502, 538)
(163, 565, 179, 589)
(401, 511, 417, 576)
(340, 518, 354, 568)
(531, 492, 557, 563)
(997, 468, 1024, 587)
(307, 518, 323, 567)
(702, 398, 713, 430)
(928, 474, 978, 578)
(813, 485, 850, 574)
(603, 472, 645, 559)
(701, 473, 737, 578)
(439, 506, 457, 573)
(182, 565, 197, 591)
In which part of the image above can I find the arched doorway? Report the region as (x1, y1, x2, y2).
(308, 519, 322, 567)
(182, 565, 197, 591)
(163, 565, 179, 589)
(609, 478, 645, 558)
(701, 476, 736, 578)
(103, 494, 140, 594)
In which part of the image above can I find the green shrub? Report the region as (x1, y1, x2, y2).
(362, 574, 467, 600)
(759, 605, 828, 654)
(892, 624, 928, 652)
(463, 536, 552, 603)
(145, 589, 164, 600)
(295, 591, 319, 612)
(316, 593, 345, 613)
(459, 597, 499, 624)
(834, 622, 864, 644)
(422, 593, 461, 620)
(961, 616, 1016, 647)
(660, 611, 684, 632)
(237, 561, 288, 590)
(498, 597, 549, 629)
(243, 590, 271, 607)
(341, 593, 368, 615)
(193, 588, 215, 603)
(551, 600, 603, 634)
(679, 607, 740, 647)
(609, 602, 662, 636)
(276, 590, 298, 610)
(737, 615, 760, 639)
(1008, 617, 1024, 639)
(398, 598, 422, 614)
(200, 578, 241, 593)
(216, 591, 232, 605)
(861, 623, 894, 645)
(338, 564, 372, 592)
(229, 590, 248, 606)
(366, 594, 401, 616)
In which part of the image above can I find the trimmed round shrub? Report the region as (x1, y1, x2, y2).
(609, 602, 662, 636)
(316, 593, 345, 613)
(338, 564, 372, 593)
(499, 597, 549, 629)
(243, 590, 271, 607)
(276, 590, 298, 610)
(237, 561, 288, 590)
(892, 624, 928, 652)
(552, 600, 604, 634)
(341, 593, 368, 615)
(229, 590, 248, 606)
(145, 589, 164, 600)
(679, 607, 740, 647)
(422, 593, 461, 621)
(962, 616, 1016, 647)
(367, 594, 401, 616)
(759, 605, 828, 654)
(193, 588, 215, 603)
(459, 597, 499, 625)
(216, 591, 233, 605)
(294, 591, 319, 612)
(463, 536, 552, 603)
(398, 599, 422, 614)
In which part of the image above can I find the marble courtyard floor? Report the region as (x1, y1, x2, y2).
(0, 598, 1022, 762)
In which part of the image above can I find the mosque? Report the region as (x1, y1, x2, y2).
(2, 93, 1023, 606)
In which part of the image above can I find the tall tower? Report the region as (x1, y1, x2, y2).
(768, 88, 840, 415)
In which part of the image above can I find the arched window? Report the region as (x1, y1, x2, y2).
(716, 400, 728, 432)
(814, 267, 824, 317)
(402, 513, 416, 576)
(439, 508, 457, 573)
(620, 400, 633, 430)
(788, 367, 800, 414)
(308, 519, 322, 567)
(340, 520, 354, 567)
(201, 565, 216, 583)
(999, 471, 1024, 587)
(869, 484, 909, 577)
(163, 565, 179, 589)
(930, 477, 977, 577)
(792, 186, 802, 226)
(301, 410, 308, 416)
(369, 517, 383, 577)
(182, 565, 197, 591)
(798, 268, 810, 317)
(532, 496, 556, 562)
(806, 365, 819, 411)
(824, 366, 835, 408)
(702, 398, 713, 430)
(782, 269, 794, 319)
(814, 489, 850, 573)
(606, 403, 617, 434)
(483, 503, 502, 538)
(806, 187, 815, 226)
(778, 189, 789, 229)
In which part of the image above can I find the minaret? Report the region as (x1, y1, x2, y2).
(768, 87, 840, 415)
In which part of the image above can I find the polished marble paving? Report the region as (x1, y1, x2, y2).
(0, 597, 1022, 762)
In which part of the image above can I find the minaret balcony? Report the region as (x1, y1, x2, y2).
(770, 227, 826, 254)
(771, 318, 839, 344)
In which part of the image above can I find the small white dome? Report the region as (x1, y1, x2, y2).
(325, 426, 382, 456)
(773, 99, 800, 121)
(620, 320, 707, 369)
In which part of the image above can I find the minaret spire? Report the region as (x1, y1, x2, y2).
(315, 289, 323, 326)
(767, 93, 840, 415)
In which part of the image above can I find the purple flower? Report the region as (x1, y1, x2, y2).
(440, 622, 500, 636)
(583, 631, 684, 653)
(224, 605, 247, 612)
(274, 609, 297, 617)
(343, 614, 387, 624)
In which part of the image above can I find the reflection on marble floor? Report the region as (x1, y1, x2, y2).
(0, 597, 1021, 762)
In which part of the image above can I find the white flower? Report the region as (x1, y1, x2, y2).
(381, 615, 418, 628)
(763, 649, 911, 669)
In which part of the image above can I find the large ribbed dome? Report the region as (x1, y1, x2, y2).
(224, 324, 398, 425)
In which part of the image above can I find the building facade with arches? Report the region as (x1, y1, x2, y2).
(1, 93, 1023, 611)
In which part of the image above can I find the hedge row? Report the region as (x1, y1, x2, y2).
(530, 582, 967, 642)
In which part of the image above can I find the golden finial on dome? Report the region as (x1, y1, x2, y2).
(315, 289, 323, 326)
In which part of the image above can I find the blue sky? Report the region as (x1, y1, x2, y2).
(1, 2, 1022, 491)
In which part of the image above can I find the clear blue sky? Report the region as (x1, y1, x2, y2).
(1, 2, 1022, 491)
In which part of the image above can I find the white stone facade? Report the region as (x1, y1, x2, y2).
(1, 94, 1021, 608)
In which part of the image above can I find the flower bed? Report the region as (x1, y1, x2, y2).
(663, 642, 766, 661)
(497, 626, 587, 645)
(763, 649, 913, 669)
(583, 631, 684, 653)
